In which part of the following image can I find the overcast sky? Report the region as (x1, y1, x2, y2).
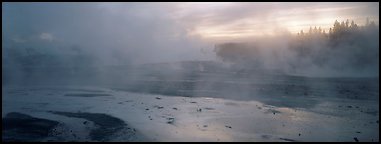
(2, 2, 379, 64)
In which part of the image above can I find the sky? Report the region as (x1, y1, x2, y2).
(2, 2, 379, 64)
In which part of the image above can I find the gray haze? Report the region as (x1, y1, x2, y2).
(2, 2, 379, 86)
(2, 3, 214, 66)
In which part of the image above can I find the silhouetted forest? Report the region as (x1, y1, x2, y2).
(215, 19, 379, 76)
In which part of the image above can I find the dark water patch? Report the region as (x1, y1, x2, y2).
(204, 107, 215, 110)
(2, 112, 59, 142)
(29, 88, 106, 93)
(64, 93, 112, 97)
(261, 134, 272, 139)
(279, 137, 297, 142)
(224, 102, 239, 106)
(49, 111, 127, 141)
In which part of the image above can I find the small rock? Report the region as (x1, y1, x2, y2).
(173, 107, 178, 110)
(203, 125, 208, 127)
(83, 121, 88, 125)
(298, 133, 301, 136)
(347, 106, 353, 108)
(197, 108, 202, 112)
(145, 108, 149, 111)
(155, 97, 161, 100)
(354, 137, 359, 142)
(225, 125, 232, 129)
(356, 131, 361, 133)
(190, 101, 197, 103)
(167, 117, 175, 124)
(154, 105, 164, 109)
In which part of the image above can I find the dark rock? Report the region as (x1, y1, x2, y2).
(354, 137, 359, 142)
(167, 118, 175, 124)
(155, 97, 161, 100)
(172, 108, 178, 110)
(356, 131, 361, 133)
(225, 125, 232, 129)
(298, 133, 301, 136)
(154, 105, 164, 109)
(347, 106, 353, 108)
(279, 138, 297, 142)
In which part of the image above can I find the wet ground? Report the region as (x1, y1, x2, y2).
(2, 82, 379, 142)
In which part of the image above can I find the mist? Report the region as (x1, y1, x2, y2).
(2, 3, 379, 142)
(214, 21, 379, 77)
(2, 3, 216, 85)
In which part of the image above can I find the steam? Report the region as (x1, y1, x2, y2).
(2, 3, 215, 85)
(2, 3, 379, 87)
(214, 21, 379, 77)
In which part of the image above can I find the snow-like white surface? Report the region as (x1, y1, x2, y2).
(2, 85, 379, 142)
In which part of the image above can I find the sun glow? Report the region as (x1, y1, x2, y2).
(175, 2, 379, 42)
